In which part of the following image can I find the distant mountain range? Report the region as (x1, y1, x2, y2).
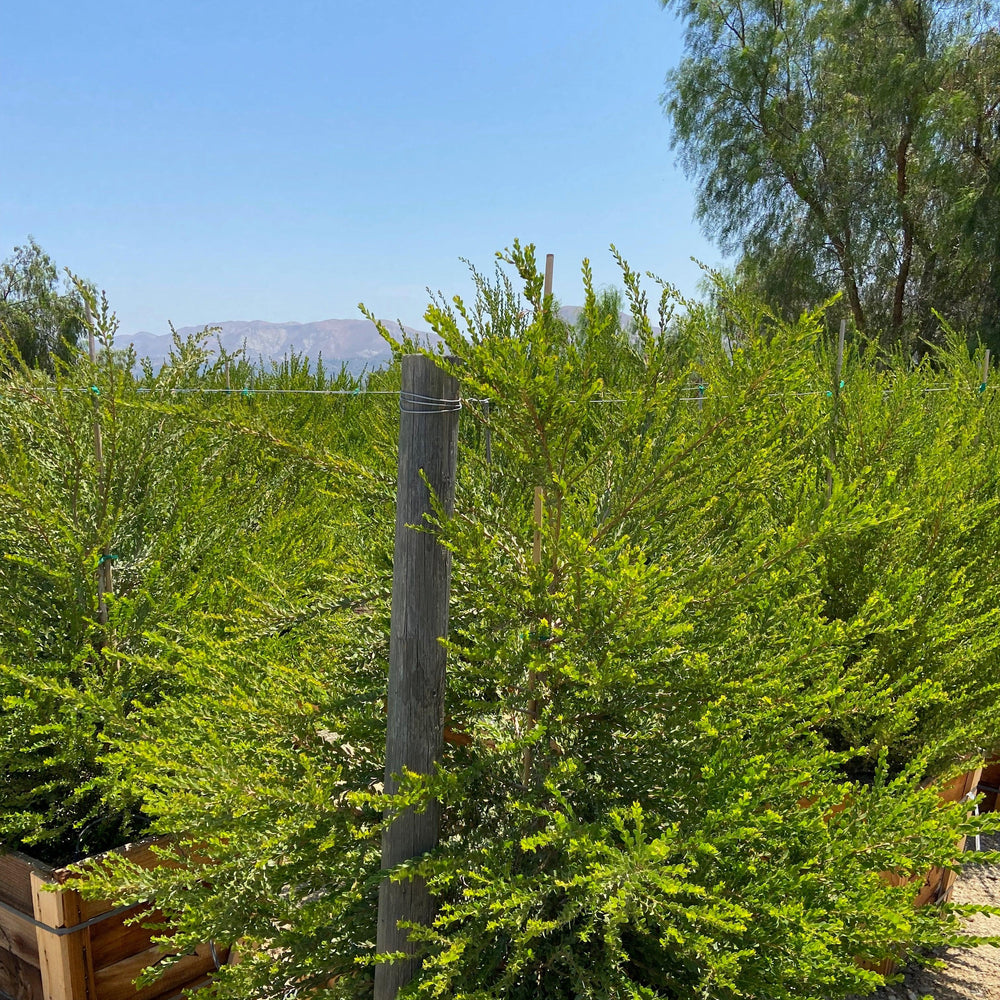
(125, 308, 611, 374)
(126, 318, 428, 374)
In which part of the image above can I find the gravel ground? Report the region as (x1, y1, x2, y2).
(865, 834, 1000, 1000)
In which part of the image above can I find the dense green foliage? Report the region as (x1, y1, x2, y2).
(660, 0, 1000, 352)
(0, 299, 393, 862)
(7, 246, 990, 999)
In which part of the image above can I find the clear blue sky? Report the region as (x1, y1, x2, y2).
(2, 0, 721, 337)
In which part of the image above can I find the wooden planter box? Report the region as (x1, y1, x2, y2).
(859, 764, 984, 977)
(0, 839, 223, 1000)
(978, 757, 1000, 813)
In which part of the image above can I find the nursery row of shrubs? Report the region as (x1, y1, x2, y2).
(3, 245, 1000, 999)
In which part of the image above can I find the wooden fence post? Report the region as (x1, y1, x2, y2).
(374, 354, 460, 1000)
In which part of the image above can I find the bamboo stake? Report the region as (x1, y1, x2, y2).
(532, 486, 543, 566)
(522, 487, 544, 787)
(522, 251, 553, 785)
(483, 399, 492, 468)
(83, 302, 112, 627)
(826, 319, 846, 502)
(974, 349, 990, 450)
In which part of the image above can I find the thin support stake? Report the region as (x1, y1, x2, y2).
(826, 319, 846, 502)
(483, 399, 493, 469)
(84, 302, 113, 629)
(532, 486, 543, 566)
(522, 487, 544, 787)
(375, 355, 460, 1000)
(543, 254, 554, 302)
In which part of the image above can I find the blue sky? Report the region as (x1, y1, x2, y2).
(2, 0, 721, 336)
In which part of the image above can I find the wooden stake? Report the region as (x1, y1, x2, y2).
(532, 486, 543, 566)
(973, 348, 990, 450)
(522, 487, 544, 787)
(826, 320, 846, 502)
(83, 302, 112, 627)
(375, 355, 460, 1000)
(483, 399, 492, 467)
(836, 318, 846, 384)
(225, 357, 231, 392)
(543, 253, 554, 303)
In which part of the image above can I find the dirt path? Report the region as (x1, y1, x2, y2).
(869, 834, 1000, 1000)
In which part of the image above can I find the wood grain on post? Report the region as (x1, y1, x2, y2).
(30, 876, 94, 1000)
(374, 355, 460, 1000)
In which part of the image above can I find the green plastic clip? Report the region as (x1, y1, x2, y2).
(97, 553, 119, 566)
(529, 624, 551, 644)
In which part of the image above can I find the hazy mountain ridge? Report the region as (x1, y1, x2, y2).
(126, 318, 429, 373)
(126, 308, 600, 373)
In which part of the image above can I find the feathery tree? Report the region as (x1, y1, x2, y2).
(0, 239, 87, 373)
(661, 0, 1000, 352)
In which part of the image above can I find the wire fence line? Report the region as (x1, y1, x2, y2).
(4, 381, 996, 410)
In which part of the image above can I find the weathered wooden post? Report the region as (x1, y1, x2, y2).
(374, 354, 460, 1000)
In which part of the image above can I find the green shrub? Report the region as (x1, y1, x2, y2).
(74, 246, 1000, 999)
(0, 299, 394, 862)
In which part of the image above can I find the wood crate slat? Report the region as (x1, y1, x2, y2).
(0, 905, 41, 969)
(146, 972, 212, 1000)
(0, 948, 45, 1000)
(51, 842, 176, 888)
(980, 759, 1000, 812)
(90, 907, 160, 972)
(92, 944, 216, 1000)
(0, 855, 48, 916)
(52, 841, 174, 924)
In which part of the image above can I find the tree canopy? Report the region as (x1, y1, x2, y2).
(661, 0, 1000, 352)
(0, 238, 86, 373)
